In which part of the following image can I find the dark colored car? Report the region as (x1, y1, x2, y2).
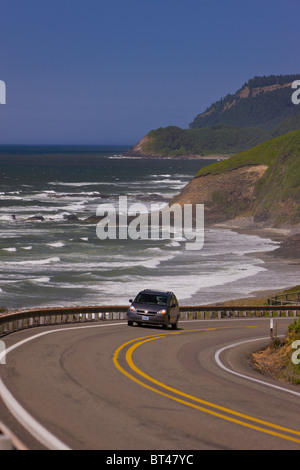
(127, 289, 180, 329)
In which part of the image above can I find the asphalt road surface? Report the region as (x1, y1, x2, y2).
(0, 318, 299, 450)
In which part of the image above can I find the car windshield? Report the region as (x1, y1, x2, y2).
(134, 293, 168, 306)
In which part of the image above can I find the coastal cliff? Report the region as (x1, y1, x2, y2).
(171, 164, 268, 224)
(123, 134, 164, 158)
(171, 130, 300, 228)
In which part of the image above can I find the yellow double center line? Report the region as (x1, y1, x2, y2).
(113, 328, 300, 445)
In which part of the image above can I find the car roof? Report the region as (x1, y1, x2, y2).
(139, 289, 174, 296)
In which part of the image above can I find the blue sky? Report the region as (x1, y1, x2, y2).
(0, 0, 299, 145)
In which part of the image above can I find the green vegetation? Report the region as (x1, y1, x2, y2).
(143, 113, 300, 158)
(195, 129, 300, 176)
(272, 112, 300, 137)
(190, 74, 300, 130)
(288, 318, 300, 338)
(284, 285, 300, 295)
(194, 130, 300, 224)
(145, 124, 270, 156)
(135, 75, 300, 157)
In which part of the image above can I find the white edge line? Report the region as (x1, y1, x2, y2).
(215, 336, 300, 398)
(0, 322, 126, 450)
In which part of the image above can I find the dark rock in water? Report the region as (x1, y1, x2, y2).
(63, 214, 79, 222)
(84, 215, 103, 223)
(27, 215, 45, 221)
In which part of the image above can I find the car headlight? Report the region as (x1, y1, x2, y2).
(129, 306, 135, 311)
(159, 309, 167, 314)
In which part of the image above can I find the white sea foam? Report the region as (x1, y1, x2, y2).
(48, 181, 101, 187)
(149, 179, 183, 184)
(81, 253, 175, 270)
(0, 205, 68, 214)
(144, 247, 164, 253)
(29, 277, 51, 284)
(150, 174, 171, 178)
(0, 194, 23, 201)
(166, 240, 181, 247)
(47, 242, 65, 248)
(2, 247, 17, 252)
(199, 229, 279, 257)
(86, 260, 267, 305)
(28, 252, 177, 273)
(0, 215, 17, 221)
(0, 257, 60, 267)
(65, 202, 87, 211)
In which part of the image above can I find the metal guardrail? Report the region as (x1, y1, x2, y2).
(0, 304, 300, 337)
(268, 291, 300, 305)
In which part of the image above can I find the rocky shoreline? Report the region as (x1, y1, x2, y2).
(123, 134, 230, 160)
(123, 149, 230, 160)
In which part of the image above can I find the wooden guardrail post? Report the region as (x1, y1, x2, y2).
(268, 291, 300, 306)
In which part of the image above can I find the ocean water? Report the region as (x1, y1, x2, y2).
(0, 145, 298, 310)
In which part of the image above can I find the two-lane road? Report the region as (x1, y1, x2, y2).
(0, 318, 299, 450)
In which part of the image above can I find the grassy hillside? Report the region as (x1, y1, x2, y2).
(195, 130, 300, 224)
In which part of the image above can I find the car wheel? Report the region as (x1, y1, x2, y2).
(128, 321, 133, 326)
(171, 318, 179, 329)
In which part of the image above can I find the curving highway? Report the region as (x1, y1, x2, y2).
(0, 318, 300, 450)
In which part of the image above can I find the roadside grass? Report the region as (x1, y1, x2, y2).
(251, 318, 300, 385)
(216, 285, 300, 307)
